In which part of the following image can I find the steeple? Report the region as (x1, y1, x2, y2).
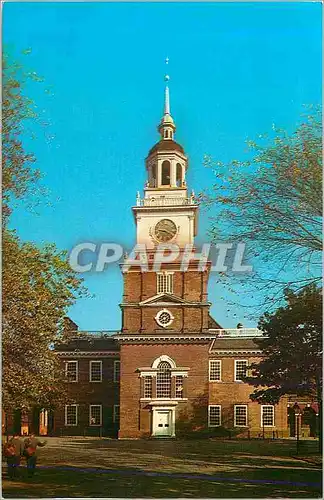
(158, 58, 176, 140)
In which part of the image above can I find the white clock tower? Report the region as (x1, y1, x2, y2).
(132, 71, 198, 249)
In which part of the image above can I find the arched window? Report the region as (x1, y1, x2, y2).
(151, 165, 156, 187)
(164, 130, 168, 138)
(156, 361, 171, 398)
(162, 161, 171, 186)
(176, 163, 182, 187)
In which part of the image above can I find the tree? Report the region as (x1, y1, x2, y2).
(2, 230, 85, 411)
(2, 50, 49, 223)
(201, 107, 322, 315)
(2, 52, 85, 413)
(245, 284, 322, 446)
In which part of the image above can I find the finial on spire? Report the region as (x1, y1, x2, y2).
(158, 57, 176, 139)
(164, 57, 170, 115)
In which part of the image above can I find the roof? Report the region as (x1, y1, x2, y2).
(56, 334, 119, 352)
(148, 139, 185, 156)
(208, 315, 223, 330)
(210, 338, 262, 351)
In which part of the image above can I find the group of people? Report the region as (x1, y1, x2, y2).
(3, 432, 47, 480)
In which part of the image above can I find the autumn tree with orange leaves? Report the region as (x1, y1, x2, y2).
(201, 107, 322, 315)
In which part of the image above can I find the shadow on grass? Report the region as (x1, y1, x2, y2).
(2, 464, 322, 499)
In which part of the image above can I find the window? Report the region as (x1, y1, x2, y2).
(90, 361, 102, 382)
(209, 360, 221, 381)
(208, 405, 221, 427)
(157, 272, 174, 294)
(144, 376, 152, 398)
(114, 360, 120, 383)
(113, 405, 120, 423)
(162, 161, 171, 185)
(156, 361, 171, 398)
(65, 405, 78, 426)
(235, 360, 248, 382)
(176, 163, 182, 187)
(65, 361, 78, 382)
(234, 405, 248, 427)
(175, 375, 184, 399)
(151, 165, 156, 187)
(89, 405, 102, 426)
(261, 405, 275, 427)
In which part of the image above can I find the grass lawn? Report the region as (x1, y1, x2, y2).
(2, 438, 322, 498)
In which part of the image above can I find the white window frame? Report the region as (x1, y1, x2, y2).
(89, 404, 102, 426)
(65, 404, 78, 426)
(175, 375, 184, 399)
(261, 405, 275, 427)
(143, 376, 153, 399)
(234, 405, 248, 427)
(208, 405, 221, 427)
(65, 360, 78, 382)
(89, 360, 102, 382)
(209, 360, 222, 382)
(234, 359, 248, 382)
(114, 360, 120, 383)
(157, 272, 174, 294)
(113, 404, 120, 423)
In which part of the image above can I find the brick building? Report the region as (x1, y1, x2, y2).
(6, 78, 318, 440)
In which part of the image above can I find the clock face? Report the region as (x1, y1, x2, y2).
(154, 219, 177, 242)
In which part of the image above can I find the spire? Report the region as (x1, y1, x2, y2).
(158, 57, 175, 140)
(164, 82, 170, 115)
(164, 57, 170, 114)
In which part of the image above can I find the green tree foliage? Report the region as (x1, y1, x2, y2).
(2, 51, 44, 223)
(246, 284, 322, 448)
(202, 107, 322, 314)
(2, 52, 85, 411)
(2, 231, 84, 411)
(246, 285, 322, 403)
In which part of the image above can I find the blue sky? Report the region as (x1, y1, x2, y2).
(4, 2, 322, 331)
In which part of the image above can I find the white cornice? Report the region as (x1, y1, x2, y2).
(114, 334, 215, 342)
(56, 351, 119, 357)
(120, 302, 211, 308)
(210, 350, 263, 355)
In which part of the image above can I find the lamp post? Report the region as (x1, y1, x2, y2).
(293, 403, 301, 454)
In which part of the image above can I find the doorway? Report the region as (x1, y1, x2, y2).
(153, 410, 172, 437)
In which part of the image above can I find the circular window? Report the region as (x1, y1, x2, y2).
(155, 309, 174, 328)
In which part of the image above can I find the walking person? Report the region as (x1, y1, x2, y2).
(23, 432, 47, 478)
(4, 433, 23, 480)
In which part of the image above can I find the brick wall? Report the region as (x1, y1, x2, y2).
(119, 342, 210, 438)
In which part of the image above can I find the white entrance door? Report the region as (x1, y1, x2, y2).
(154, 410, 171, 436)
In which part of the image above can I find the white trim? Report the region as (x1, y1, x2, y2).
(208, 405, 221, 427)
(113, 404, 120, 423)
(89, 360, 102, 382)
(65, 360, 78, 382)
(139, 292, 187, 306)
(261, 405, 275, 427)
(234, 405, 248, 427)
(89, 404, 102, 426)
(57, 352, 118, 358)
(211, 350, 263, 355)
(234, 359, 248, 382)
(157, 272, 174, 294)
(65, 404, 78, 426)
(152, 355, 177, 369)
(155, 308, 174, 328)
(209, 360, 222, 382)
(114, 360, 121, 383)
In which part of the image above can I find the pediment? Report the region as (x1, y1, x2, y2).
(139, 293, 188, 306)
